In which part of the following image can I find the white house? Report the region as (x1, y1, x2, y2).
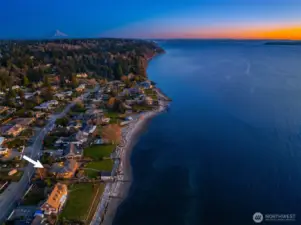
(0, 148, 8, 156)
(76, 73, 88, 78)
(12, 85, 20, 90)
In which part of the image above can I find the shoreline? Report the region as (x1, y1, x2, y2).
(91, 52, 170, 225)
(101, 99, 169, 225)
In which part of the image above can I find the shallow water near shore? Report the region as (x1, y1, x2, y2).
(112, 40, 301, 225)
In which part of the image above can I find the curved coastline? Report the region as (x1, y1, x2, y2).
(103, 103, 167, 225)
(92, 52, 169, 225)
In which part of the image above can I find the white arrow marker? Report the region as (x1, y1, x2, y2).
(22, 155, 44, 168)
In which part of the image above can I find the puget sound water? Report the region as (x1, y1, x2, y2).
(113, 40, 301, 225)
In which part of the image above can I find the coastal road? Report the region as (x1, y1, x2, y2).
(0, 86, 98, 223)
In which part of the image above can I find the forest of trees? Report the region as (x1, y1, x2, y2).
(0, 38, 164, 91)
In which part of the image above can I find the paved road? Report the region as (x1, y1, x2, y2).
(0, 86, 98, 223)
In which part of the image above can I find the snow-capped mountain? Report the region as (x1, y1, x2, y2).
(52, 30, 68, 38)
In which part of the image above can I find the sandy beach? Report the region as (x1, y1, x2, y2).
(90, 93, 169, 225)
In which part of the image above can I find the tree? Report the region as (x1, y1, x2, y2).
(114, 63, 123, 79)
(135, 56, 146, 77)
(107, 97, 116, 109)
(71, 75, 78, 88)
(59, 74, 65, 87)
(19, 89, 25, 102)
(23, 75, 30, 86)
(0, 69, 12, 90)
(43, 75, 50, 87)
(33, 95, 42, 105)
(42, 86, 53, 101)
(5, 88, 16, 106)
(45, 178, 52, 187)
(121, 75, 127, 82)
(55, 117, 69, 126)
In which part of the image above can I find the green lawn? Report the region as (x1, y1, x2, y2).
(132, 104, 153, 111)
(60, 183, 105, 222)
(144, 89, 155, 95)
(105, 111, 121, 124)
(84, 144, 115, 160)
(105, 111, 120, 118)
(84, 160, 114, 178)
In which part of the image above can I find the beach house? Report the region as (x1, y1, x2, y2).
(41, 183, 68, 215)
(50, 159, 78, 179)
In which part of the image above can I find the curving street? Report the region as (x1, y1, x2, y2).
(0, 87, 97, 223)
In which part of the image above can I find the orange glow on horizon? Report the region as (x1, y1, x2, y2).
(159, 26, 301, 40)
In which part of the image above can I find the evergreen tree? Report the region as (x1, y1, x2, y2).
(71, 75, 78, 88)
(23, 75, 30, 86)
(115, 63, 123, 79)
(43, 75, 50, 87)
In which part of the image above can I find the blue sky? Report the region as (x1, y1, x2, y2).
(1, 0, 301, 39)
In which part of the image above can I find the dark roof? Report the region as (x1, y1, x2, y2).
(63, 143, 83, 157)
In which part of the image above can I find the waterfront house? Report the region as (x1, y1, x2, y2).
(50, 159, 78, 179)
(41, 183, 68, 215)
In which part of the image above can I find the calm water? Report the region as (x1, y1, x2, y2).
(113, 40, 301, 225)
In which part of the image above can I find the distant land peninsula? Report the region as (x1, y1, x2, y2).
(264, 41, 301, 45)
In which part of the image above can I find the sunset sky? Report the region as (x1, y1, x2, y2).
(1, 0, 301, 40)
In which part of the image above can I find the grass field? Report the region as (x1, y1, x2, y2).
(105, 111, 120, 118)
(132, 104, 153, 111)
(105, 111, 121, 124)
(84, 144, 115, 160)
(60, 183, 105, 222)
(84, 160, 114, 178)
